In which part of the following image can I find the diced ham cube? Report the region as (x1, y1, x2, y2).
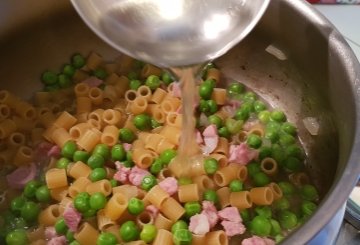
(171, 82, 182, 98)
(114, 161, 131, 183)
(128, 166, 150, 186)
(218, 207, 242, 223)
(195, 130, 203, 144)
(241, 235, 276, 245)
(63, 204, 82, 232)
(47, 235, 67, 245)
(203, 124, 218, 137)
(6, 163, 36, 189)
(189, 214, 210, 235)
(221, 220, 246, 237)
(146, 205, 159, 218)
(228, 143, 258, 165)
(47, 145, 61, 158)
(201, 201, 218, 228)
(222, 105, 236, 118)
(123, 143, 132, 151)
(159, 177, 178, 196)
(45, 227, 57, 240)
(82, 76, 103, 87)
(202, 124, 219, 155)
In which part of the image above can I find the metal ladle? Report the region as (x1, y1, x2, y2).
(70, 0, 270, 68)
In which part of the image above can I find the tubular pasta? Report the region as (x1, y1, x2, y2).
(53, 111, 77, 130)
(216, 187, 231, 209)
(86, 51, 103, 70)
(206, 68, 221, 83)
(289, 172, 310, 187)
(125, 90, 138, 103)
(155, 139, 175, 154)
(88, 87, 104, 106)
(230, 191, 252, 209)
(211, 88, 227, 105)
(0, 119, 17, 139)
(159, 125, 180, 145)
(68, 161, 92, 179)
(50, 187, 68, 202)
(129, 96, 148, 115)
(73, 70, 89, 82)
(267, 182, 283, 200)
(50, 127, 72, 148)
(34, 91, 51, 106)
(68, 177, 91, 198)
(13, 146, 33, 166)
(249, 187, 274, 206)
(102, 109, 122, 126)
(38, 204, 60, 226)
(59, 197, 73, 214)
(31, 127, 45, 146)
(160, 97, 181, 114)
(153, 229, 174, 245)
(76, 96, 92, 114)
(112, 75, 130, 97)
(154, 213, 173, 231)
(101, 125, 119, 146)
(125, 241, 147, 245)
(38, 110, 56, 128)
(260, 158, 278, 176)
(248, 123, 265, 137)
(69, 123, 91, 140)
(178, 184, 200, 203)
(213, 164, 241, 187)
(144, 134, 165, 152)
(136, 211, 154, 229)
(12, 116, 34, 132)
(137, 85, 152, 101)
(112, 185, 138, 200)
(86, 179, 112, 196)
(209, 153, 228, 168)
(45, 168, 68, 189)
(205, 230, 228, 245)
(116, 55, 135, 74)
(74, 222, 100, 245)
(160, 197, 185, 222)
(145, 185, 169, 208)
(0, 90, 19, 107)
(150, 88, 167, 104)
(77, 128, 101, 152)
(7, 132, 25, 148)
(146, 104, 166, 123)
(104, 192, 128, 221)
(88, 109, 104, 124)
(74, 82, 90, 97)
(193, 175, 215, 193)
(97, 209, 116, 231)
(213, 137, 229, 156)
(141, 64, 162, 78)
(0, 104, 10, 120)
(132, 148, 154, 169)
(236, 165, 248, 182)
(103, 224, 121, 243)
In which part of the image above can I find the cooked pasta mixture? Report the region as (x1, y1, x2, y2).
(0, 52, 319, 245)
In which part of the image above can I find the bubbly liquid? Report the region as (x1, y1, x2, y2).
(168, 66, 204, 178)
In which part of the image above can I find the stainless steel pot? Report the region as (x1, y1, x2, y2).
(1, 0, 360, 244)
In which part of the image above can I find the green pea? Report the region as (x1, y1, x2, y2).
(150, 158, 164, 175)
(279, 133, 296, 147)
(271, 110, 286, 122)
(44, 84, 60, 92)
(62, 141, 77, 159)
(140, 224, 157, 243)
(74, 192, 91, 213)
(129, 79, 142, 90)
(225, 118, 243, 134)
(126, 151, 133, 162)
(97, 232, 117, 245)
(128, 198, 145, 215)
(93, 144, 111, 160)
(301, 200, 317, 216)
(83, 208, 97, 218)
(270, 219, 281, 236)
(120, 221, 140, 242)
(110, 179, 118, 187)
(173, 229, 192, 245)
(58, 74, 72, 88)
(300, 184, 319, 201)
(247, 162, 261, 177)
(162, 72, 174, 85)
(234, 107, 250, 121)
(55, 218, 68, 235)
(89, 192, 107, 210)
(133, 114, 152, 131)
(111, 144, 126, 161)
(243, 92, 257, 102)
(199, 99, 210, 114)
(66, 230, 75, 242)
(72, 54, 86, 68)
(89, 168, 107, 182)
(203, 78, 216, 87)
(273, 196, 290, 211)
(258, 146, 272, 161)
(229, 180, 243, 192)
(271, 144, 286, 165)
(55, 157, 70, 169)
(199, 82, 214, 100)
(254, 100, 267, 113)
(11, 217, 27, 230)
(253, 172, 270, 187)
(41, 70, 58, 85)
(218, 126, 231, 139)
(284, 157, 303, 172)
(249, 215, 272, 236)
(203, 190, 218, 204)
(281, 122, 297, 135)
(141, 175, 157, 191)
(278, 182, 296, 196)
(278, 210, 298, 229)
(285, 144, 304, 160)
(127, 71, 138, 80)
(24, 180, 41, 198)
(171, 220, 188, 234)
(204, 158, 219, 175)
(6, 229, 28, 245)
(70, 241, 81, 245)
(208, 115, 223, 128)
(93, 68, 108, 79)
(240, 209, 251, 223)
(184, 202, 201, 218)
(159, 149, 177, 165)
(151, 118, 162, 129)
(247, 134, 262, 149)
(119, 128, 136, 143)
(254, 206, 272, 219)
(264, 129, 279, 143)
(21, 201, 40, 222)
(10, 196, 26, 214)
(266, 121, 281, 131)
(258, 110, 271, 124)
(177, 178, 193, 186)
(73, 150, 90, 163)
(35, 185, 51, 203)
(145, 75, 161, 90)
(63, 64, 76, 77)
(87, 153, 105, 169)
(227, 82, 245, 96)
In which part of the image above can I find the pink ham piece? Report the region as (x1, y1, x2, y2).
(35, 142, 54, 162)
(221, 220, 246, 237)
(114, 162, 131, 183)
(222, 105, 236, 118)
(82, 76, 103, 87)
(146, 205, 159, 218)
(228, 143, 258, 165)
(47, 235, 67, 245)
(201, 124, 219, 155)
(6, 163, 36, 189)
(201, 201, 219, 228)
(171, 82, 182, 98)
(243, 119, 260, 131)
(189, 213, 210, 235)
(47, 145, 61, 158)
(218, 207, 242, 223)
(123, 143, 132, 151)
(63, 204, 82, 232)
(195, 130, 203, 144)
(159, 177, 178, 196)
(128, 166, 151, 186)
(45, 227, 57, 240)
(242, 235, 276, 245)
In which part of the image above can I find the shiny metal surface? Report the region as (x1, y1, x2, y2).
(70, 0, 270, 67)
(0, 0, 360, 244)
